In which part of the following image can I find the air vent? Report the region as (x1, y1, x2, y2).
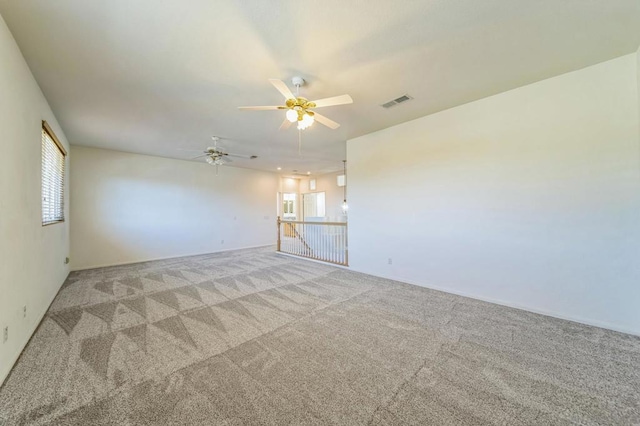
(381, 94, 413, 109)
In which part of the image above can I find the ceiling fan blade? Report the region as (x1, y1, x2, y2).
(311, 94, 353, 108)
(177, 148, 205, 152)
(314, 113, 341, 129)
(191, 154, 208, 160)
(222, 157, 232, 163)
(269, 79, 295, 100)
(226, 153, 249, 159)
(279, 119, 293, 131)
(238, 105, 283, 111)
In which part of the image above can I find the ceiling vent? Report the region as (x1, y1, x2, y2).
(381, 94, 413, 109)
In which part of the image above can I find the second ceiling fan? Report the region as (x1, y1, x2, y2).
(239, 77, 352, 131)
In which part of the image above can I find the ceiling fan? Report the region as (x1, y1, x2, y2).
(186, 136, 257, 174)
(238, 77, 353, 131)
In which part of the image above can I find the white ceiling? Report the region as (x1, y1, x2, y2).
(1, 0, 639, 174)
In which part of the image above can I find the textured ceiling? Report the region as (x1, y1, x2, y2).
(1, 0, 639, 174)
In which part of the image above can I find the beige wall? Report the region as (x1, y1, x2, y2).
(0, 14, 71, 385)
(279, 177, 300, 194)
(348, 54, 640, 335)
(70, 147, 279, 270)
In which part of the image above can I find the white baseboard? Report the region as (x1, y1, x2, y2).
(71, 244, 275, 271)
(0, 271, 69, 387)
(345, 267, 640, 337)
(275, 252, 351, 269)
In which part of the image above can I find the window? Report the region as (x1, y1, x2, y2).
(41, 121, 66, 225)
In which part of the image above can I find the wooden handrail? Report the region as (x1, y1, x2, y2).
(287, 223, 312, 255)
(280, 220, 347, 226)
(277, 217, 348, 266)
(278, 217, 313, 254)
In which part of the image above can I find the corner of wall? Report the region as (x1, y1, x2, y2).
(637, 44, 640, 146)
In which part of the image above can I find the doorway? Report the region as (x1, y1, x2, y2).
(303, 192, 326, 220)
(281, 192, 298, 220)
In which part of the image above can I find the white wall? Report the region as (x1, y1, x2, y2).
(70, 147, 279, 270)
(0, 14, 71, 385)
(348, 54, 640, 335)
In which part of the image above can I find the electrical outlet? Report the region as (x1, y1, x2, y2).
(388, 258, 393, 265)
(23, 306, 27, 318)
(3, 326, 7, 343)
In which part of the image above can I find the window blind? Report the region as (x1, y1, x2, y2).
(41, 123, 66, 225)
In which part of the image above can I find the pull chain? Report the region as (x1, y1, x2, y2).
(296, 82, 302, 156)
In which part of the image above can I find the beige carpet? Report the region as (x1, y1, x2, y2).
(0, 246, 639, 425)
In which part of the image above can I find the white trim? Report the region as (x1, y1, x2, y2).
(277, 253, 639, 337)
(71, 244, 274, 271)
(347, 267, 640, 337)
(276, 251, 351, 269)
(0, 271, 69, 387)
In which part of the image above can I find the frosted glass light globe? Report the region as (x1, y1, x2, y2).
(286, 109, 298, 122)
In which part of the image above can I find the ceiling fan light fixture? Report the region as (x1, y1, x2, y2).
(286, 109, 298, 122)
(206, 156, 214, 165)
(304, 113, 314, 124)
(239, 78, 352, 133)
(297, 112, 314, 130)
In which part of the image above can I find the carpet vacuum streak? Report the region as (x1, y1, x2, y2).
(1, 247, 638, 425)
